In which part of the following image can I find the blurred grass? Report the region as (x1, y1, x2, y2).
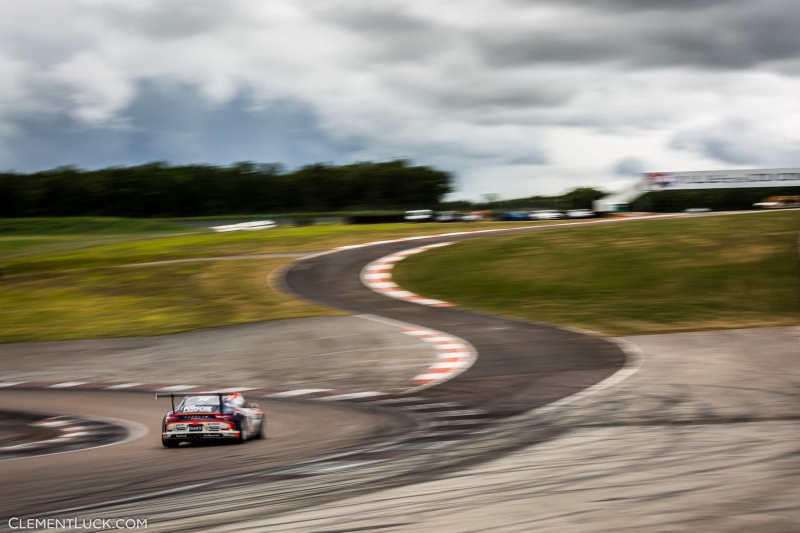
(0, 259, 342, 343)
(0, 217, 552, 342)
(394, 211, 800, 336)
(173, 211, 405, 221)
(0, 217, 190, 235)
(0, 217, 203, 262)
(3, 220, 548, 275)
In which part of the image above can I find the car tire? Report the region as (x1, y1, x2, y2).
(162, 439, 180, 448)
(254, 414, 266, 440)
(234, 419, 249, 444)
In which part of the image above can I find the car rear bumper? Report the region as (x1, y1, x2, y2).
(162, 430, 240, 440)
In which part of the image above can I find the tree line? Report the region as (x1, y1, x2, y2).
(441, 187, 607, 211)
(0, 160, 453, 217)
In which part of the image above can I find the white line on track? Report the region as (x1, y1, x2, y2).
(318, 392, 384, 401)
(202, 387, 258, 393)
(155, 385, 199, 392)
(47, 382, 88, 388)
(104, 383, 143, 390)
(267, 389, 332, 397)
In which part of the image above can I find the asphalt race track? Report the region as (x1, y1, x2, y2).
(0, 221, 630, 525)
(284, 228, 627, 415)
(0, 389, 411, 518)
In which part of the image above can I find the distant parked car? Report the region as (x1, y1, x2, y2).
(404, 209, 434, 222)
(459, 212, 482, 222)
(434, 211, 460, 222)
(497, 211, 531, 221)
(211, 220, 276, 232)
(753, 196, 800, 209)
(530, 210, 566, 220)
(566, 209, 595, 219)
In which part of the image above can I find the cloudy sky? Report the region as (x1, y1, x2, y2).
(2, 0, 799, 199)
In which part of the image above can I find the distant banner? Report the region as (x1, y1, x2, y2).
(642, 169, 800, 191)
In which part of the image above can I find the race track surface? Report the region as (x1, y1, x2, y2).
(0, 390, 411, 518)
(232, 327, 800, 532)
(285, 230, 626, 415)
(2, 223, 629, 528)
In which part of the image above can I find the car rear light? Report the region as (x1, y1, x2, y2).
(217, 415, 233, 420)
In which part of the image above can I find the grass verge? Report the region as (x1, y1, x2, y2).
(0, 217, 203, 262)
(0, 217, 560, 342)
(0, 259, 341, 343)
(0, 217, 190, 235)
(394, 211, 800, 336)
(4, 220, 550, 275)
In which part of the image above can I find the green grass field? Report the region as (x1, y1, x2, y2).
(0, 217, 203, 263)
(0, 258, 343, 343)
(8, 212, 793, 342)
(394, 211, 800, 336)
(0, 217, 547, 342)
(2, 220, 546, 275)
(0, 217, 190, 235)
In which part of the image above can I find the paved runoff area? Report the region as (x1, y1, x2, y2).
(212, 326, 800, 533)
(0, 316, 438, 394)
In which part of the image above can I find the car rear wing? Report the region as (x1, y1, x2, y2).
(156, 392, 225, 415)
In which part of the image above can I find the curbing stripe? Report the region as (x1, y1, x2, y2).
(267, 389, 332, 397)
(104, 383, 144, 390)
(47, 382, 89, 389)
(155, 385, 199, 392)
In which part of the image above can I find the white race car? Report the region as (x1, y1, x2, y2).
(158, 392, 265, 447)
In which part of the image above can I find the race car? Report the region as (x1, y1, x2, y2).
(157, 391, 265, 447)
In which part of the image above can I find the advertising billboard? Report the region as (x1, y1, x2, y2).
(643, 168, 800, 191)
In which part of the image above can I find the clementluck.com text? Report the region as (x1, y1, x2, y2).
(8, 518, 147, 530)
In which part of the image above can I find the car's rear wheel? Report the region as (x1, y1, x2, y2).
(234, 419, 249, 444)
(254, 414, 266, 440)
(162, 439, 180, 448)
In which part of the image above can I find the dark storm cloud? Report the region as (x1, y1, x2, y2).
(670, 119, 800, 167)
(528, 0, 742, 12)
(671, 134, 757, 166)
(508, 155, 546, 165)
(3, 82, 363, 173)
(103, 0, 236, 40)
(613, 157, 645, 176)
(323, 7, 433, 34)
(475, 0, 800, 70)
(396, 79, 573, 110)
(316, 6, 454, 63)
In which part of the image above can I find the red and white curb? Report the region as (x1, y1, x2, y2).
(361, 242, 457, 307)
(400, 328, 476, 387)
(357, 244, 476, 388)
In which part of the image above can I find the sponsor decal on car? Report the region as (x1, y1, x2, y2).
(181, 405, 215, 412)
